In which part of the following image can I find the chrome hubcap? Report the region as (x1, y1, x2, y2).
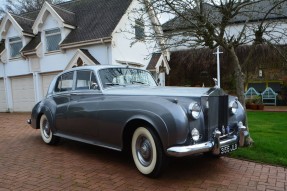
(136, 136, 153, 167)
(42, 119, 50, 138)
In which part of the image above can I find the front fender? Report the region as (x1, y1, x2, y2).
(228, 96, 246, 127)
(124, 98, 190, 151)
(125, 111, 169, 149)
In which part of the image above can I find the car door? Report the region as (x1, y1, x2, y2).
(53, 71, 74, 135)
(67, 70, 103, 141)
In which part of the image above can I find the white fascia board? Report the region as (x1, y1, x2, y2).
(61, 37, 112, 49)
(22, 32, 35, 37)
(63, 23, 76, 29)
(22, 42, 42, 57)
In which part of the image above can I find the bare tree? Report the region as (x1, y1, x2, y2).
(0, 0, 67, 18)
(129, 0, 287, 106)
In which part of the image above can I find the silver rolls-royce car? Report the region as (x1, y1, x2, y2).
(28, 65, 249, 177)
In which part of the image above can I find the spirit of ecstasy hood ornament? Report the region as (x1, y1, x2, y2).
(213, 78, 218, 88)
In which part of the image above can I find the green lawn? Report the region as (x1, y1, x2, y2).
(230, 111, 287, 167)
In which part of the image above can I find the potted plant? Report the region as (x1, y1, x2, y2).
(245, 96, 264, 110)
(245, 98, 254, 109)
(254, 96, 264, 110)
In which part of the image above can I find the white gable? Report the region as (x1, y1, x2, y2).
(32, 2, 75, 34)
(65, 49, 100, 70)
(42, 14, 60, 30)
(0, 13, 23, 41)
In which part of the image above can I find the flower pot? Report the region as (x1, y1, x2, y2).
(246, 104, 252, 109)
(257, 104, 264, 110)
(249, 104, 258, 110)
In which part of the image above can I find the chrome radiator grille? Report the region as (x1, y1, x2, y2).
(202, 95, 229, 141)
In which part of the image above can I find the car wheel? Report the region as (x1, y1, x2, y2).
(131, 127, 165, 178)
(40, 114, 59, 145)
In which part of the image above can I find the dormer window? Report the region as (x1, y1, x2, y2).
(45, 28, 61, 52)
(9, 37, 22, 58)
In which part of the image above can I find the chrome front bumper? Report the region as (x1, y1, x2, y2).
(167, 124, 249, 157)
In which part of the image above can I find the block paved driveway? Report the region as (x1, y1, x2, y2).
(0, 113, 286, 191)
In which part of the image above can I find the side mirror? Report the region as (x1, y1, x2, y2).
(91, 82, 99, 90)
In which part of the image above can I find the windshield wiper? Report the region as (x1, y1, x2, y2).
(131, 81, 147, 85)
(105, 83, 122, 86)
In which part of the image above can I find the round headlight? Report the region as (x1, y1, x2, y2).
(229, 101, 238, 114)
(191, 128, 200, 141)
(188, 102, 201, 119)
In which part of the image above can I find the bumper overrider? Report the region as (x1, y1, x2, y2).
(167, 122, 249, 157)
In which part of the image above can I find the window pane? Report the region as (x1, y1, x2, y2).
(135, 20, 144, 40)
(46, 28, 61, 52)
(55, 76, 62, 92)
(90, 73, 98, 89)
(46, 34, 61, 51)
(76, 71, 91, 90)
(10, 41, 22, 58)
(55, 72, 73, 92)
(99, 68, 156, 89)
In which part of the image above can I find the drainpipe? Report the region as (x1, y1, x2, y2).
(33, 72, 42, 103)
(3, 62, 13, 112)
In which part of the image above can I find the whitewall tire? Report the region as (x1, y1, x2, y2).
(131, 127, 165, 177)
(40, 114, 59, 145)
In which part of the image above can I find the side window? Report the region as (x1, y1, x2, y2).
(54, 72, 74, 93)
(135, 19, 144, 40)
(76, 71, 98, 90)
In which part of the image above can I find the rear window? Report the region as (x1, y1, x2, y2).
(55, 72, 74, 92)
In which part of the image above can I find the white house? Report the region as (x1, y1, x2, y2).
(0, 0, 158, 112)
(146, 0, 287, 90)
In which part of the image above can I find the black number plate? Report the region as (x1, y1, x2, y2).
(220, 143, 238, 154)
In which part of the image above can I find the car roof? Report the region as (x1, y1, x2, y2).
(62, 65, 141, 74)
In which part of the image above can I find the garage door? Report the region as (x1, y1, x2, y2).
(42, 73, 58, 97)
(0, 79, 7, 112)
(11, 76, 35, 112)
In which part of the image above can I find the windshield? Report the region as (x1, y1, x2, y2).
(99, 68, 157, 89)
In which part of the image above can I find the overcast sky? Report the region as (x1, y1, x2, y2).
(0, 0, 171, 23)
(0, 0, 5, 9)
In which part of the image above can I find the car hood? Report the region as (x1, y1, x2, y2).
(102, 86, 225, 97)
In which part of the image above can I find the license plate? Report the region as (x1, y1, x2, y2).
(220, 143, 237, 154)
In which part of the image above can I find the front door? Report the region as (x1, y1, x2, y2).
(67, 70, 102, 141)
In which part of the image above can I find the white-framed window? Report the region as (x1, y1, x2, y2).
(45, 28, 61, 52)
(55, 72, 74, 92)
(9, 37, 22, 58)
(135, 19, 145, 40)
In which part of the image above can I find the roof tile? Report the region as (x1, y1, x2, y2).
(20, 0, 132, 52)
